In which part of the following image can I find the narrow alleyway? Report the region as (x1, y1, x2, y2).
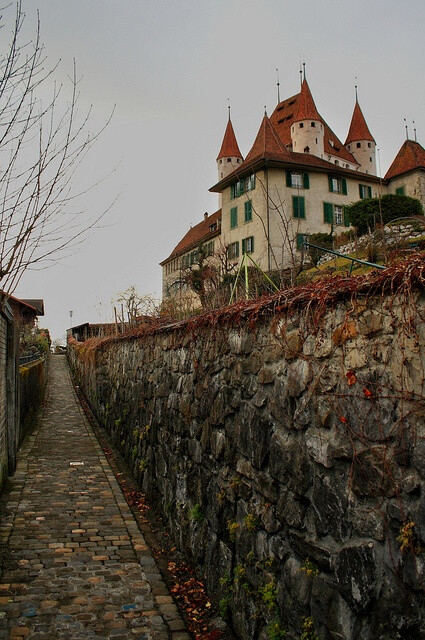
(0, 355, 189, 640)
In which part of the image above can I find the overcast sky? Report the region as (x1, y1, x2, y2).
(12, 0, 425, 342)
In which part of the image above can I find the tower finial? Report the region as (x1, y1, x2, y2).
(413, 120, 417, 142)
(227, 98, 231, 121)
(303, 62, 306, 81)
(264, 105, 267, 117)
(355, 76, 358, 102)
(276, 67, 280, 103)
(404, 118, 409, 140)
(299, 56, 303, 87)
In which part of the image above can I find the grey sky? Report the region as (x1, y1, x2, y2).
(13, 0, 425, 341)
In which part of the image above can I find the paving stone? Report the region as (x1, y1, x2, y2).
(0, 355, 186, 638)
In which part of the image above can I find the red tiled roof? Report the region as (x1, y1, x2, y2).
(293, 79, 320, 122)
(244, 113, 291, 164)
(217, 118, 243, 161)
(209, 147, 381, 193)
(384, 139, 425, 180)
(270, 91, 358, 165)
(345, 101, 375, 145)
(160, 210, 221, 265)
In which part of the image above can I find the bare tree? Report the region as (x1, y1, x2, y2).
(114, 287, 160, 327)
(0, 1, 113, 297)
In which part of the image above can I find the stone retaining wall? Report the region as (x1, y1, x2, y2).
(19, 356, 48, 439)
(68, 279, 425, 640)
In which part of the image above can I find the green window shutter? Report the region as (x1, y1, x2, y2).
(250, 236, 254, 252)
(286, 171, 292, 187)
(396, 186, 405, 195)
(367, 186, 372, 198)
(344, 208, 350, 227)
(244, 200, 252, 222)
(323, 202, 333, 223)
(292, 196, 305, 218)
(303, 172, 310, 189)
(342, 178, 347, 195)
(328, 175, 333, 192)
(230, 184, 235, 199)
(359, 184, 363, 199)
(242, 238, 246, 254)
(230, 207, 238, 228)
(296, 233, 305, 250)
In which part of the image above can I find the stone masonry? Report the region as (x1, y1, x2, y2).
(0, 355, 189, 640)
(68, 261, 425, 640)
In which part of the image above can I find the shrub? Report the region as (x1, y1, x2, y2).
(345, 194, 423, 236)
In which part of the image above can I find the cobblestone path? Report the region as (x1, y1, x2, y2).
(0, 355, 189, 640)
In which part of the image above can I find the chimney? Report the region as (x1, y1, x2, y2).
(204, 212, 208, 220)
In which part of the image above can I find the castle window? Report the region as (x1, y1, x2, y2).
(244, 200, 253, 222)
(323, 202, 350, 227)
(242, 236, 254, 254)
(209, 222, 217, 232)
(396, 186, 405, 195)
(304, 146, 310, 153)
(357, 142, 361, 148)
(182, 254, 190, 268)
(219, 159, 222, 164)
(370, 157, 372, 162)
(359, 184, 372, 199)
(347, 145, 351, 151)
(368, 142, 372, 148)
(334, 160, 339, 165)
(311, 122, 316, 127)
(230, 206, 238, 229)
(245, 174, 256, 191)
(292, 195, 305, 219)
(299, 123, 304, 128)
(227, 158, 232, 162)
(230, 175, 255, 199)
(334, 206, 343, 226)
(286, 171, 309, 189)
(328, 176, 347, 195)
(227, 241, 239, 259)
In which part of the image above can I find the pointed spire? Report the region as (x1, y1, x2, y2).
(293, 78, 320, 123)
(244, 112, 290, 164)
(345, 100, 375, 145)
(217, 115, 242, 161)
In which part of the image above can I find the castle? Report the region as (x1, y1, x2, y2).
(160, 75, 425, 306)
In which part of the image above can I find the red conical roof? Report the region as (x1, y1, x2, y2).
(345, 100, 375, 145)
(384, 139, 425, 180)
(244, 112, 291, 164)
(217, 118, 243, 161)
(293, 79, 320, 122)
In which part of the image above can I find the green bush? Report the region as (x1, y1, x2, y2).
(345, 194, 423, 236)
(307, 232, 333, 266)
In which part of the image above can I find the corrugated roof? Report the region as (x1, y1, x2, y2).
(384, 139, 425, 180)
(345, 100, 375, 145)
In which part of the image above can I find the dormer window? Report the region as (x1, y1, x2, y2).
(209, 223, 217, 232)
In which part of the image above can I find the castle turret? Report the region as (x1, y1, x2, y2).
(217, 112, 243, 182)
(345, 99, 376, 175)
(290, 79, 324, 158)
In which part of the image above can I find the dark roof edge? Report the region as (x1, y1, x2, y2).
(160, 228, 222, 266)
